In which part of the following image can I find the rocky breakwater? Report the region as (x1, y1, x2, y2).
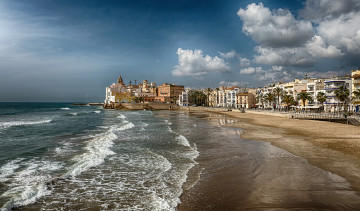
(103, 102, 180, 111)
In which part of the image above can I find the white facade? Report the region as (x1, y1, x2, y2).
(324, 79, 352, 111)
(104, 87, 115, 104)
(179, 90, 189, 106)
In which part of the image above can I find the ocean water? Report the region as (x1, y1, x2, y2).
(0, 103, 198, 210)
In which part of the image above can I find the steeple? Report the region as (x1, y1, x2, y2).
(117, 75, 125, 86)
(117, 75, 123, 84)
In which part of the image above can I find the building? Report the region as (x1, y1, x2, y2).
(351, 69, 360, 112)
(179, 90, 190, 106)
(236, 93, 255, 109)
(324, 77, 352, 112)
(157, 83, 184, 103)
(306, 79, 325, 107)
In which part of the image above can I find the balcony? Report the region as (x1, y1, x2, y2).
(353, 79, 360, 84)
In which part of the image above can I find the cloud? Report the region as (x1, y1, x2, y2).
(239, 58, 251, 68)
(237, 3, 314, 48)
(306, 70, 348, 78)
(238, 1, 360, 69)
(254, 46, 316, 67)
(219, 50, 237, 59)
(306, 35, 343, 58)
(299, 0, 360, 21)
(240, 66, 262, 74)
(316, 11, 360, 55)
(172, 48, 231, 76)
(219, 81, 247, 87)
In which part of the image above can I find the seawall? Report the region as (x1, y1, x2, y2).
(103, 103, 179, 110)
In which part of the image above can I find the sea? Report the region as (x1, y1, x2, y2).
(0, 103, 199, 210)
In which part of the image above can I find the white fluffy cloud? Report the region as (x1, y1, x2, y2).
(219, 50, 237, 59)
(238, 1, 360, 68)
(239, 58, 251, 68)
(219, 81, 247, 87)
(306, 35, 343, 58)
(254, 46, 316, 67)
(237, 3, 314, 48)
(317, 12, 360, 55)
(172, 48, 231, 77)
(299, 0, 360, 21)
(240, 66, 262, 74)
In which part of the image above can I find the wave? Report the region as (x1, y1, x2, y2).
(62, 121, 134, 179)
(0, 158, 25, 182)
(68, 113, 77, 116)
(0, 119, 52, 130)
(0, 160, 63, 211)
(176, 135, 191, 147)
(116, 114, 127, 119)
(93, 110, 101, 113)
(60, 108, 70, 110)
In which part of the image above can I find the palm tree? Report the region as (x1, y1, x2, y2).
(273, 87, 283, 109)
(281, 94, 294, 111)
(297, 92, 313, 108)
(316, 92, 327, 111)
(264, 93, 275, 108)
(205, 88, 212, 107)
(334, 85, 350, 111)
(353, 89, 360, 100)
(351, 89, 360, 112)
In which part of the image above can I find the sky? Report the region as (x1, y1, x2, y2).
(0, 0, 359, 102)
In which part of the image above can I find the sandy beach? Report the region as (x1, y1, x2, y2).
(178, 107, 360, 210)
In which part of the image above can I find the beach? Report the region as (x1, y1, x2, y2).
(178, 107, 360, 210)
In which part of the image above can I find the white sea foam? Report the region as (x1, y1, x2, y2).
(0, 160, 63, 211)
(117, 114, 127, 119)
(93, 110, 101, 113)
(62, 121, 134, 179)
(0, 119, 52, 130)
(0, 158, 24, 182)
(176, 135, 191, 147)
(63, 132, 117, 178)
(68, 113, 77, 116)
(60, 108, 70, 110)
(113, 122, 135, 132)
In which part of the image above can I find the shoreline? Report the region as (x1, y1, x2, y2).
(178, 107, 360, 209)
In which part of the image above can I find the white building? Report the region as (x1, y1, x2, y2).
(104, 86, 115, 104)
(179, 90, 190, 106)
(324, 78, 352, 112)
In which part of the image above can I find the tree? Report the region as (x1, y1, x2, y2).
(353, 89, 360, 100)
(297, 92, 313, 108)
(281, 94, 294, 111)
(273, 87, 283, 109)
(205, 88, 213, 107)
(133, 97, 140, 103)
(316, 92, 327, 111)
(334, 85, 350, 111)
(189, 90, 207, 106)
(264, 93, 275, 108)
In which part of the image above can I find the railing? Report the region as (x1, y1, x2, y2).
(243, 109, 360, 121)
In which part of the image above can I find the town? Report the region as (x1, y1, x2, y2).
(104, 69, 360, 113)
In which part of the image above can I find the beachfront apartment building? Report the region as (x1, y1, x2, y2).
(351, 69, 360, 112)
(306, 79, 325, 107)
(157, 83, 185, 103)
(324, 78, 352, 112)
(214, 87, 245, 108)
(236, 93, 255, 109)
(178, 90, 190, 106)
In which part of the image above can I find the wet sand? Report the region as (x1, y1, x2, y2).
(178, 108, 360, 210)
